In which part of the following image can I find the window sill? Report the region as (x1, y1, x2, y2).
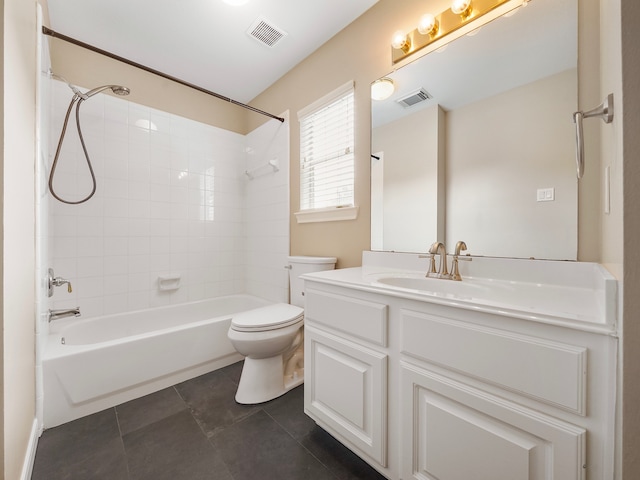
(294, 206, 359, 224)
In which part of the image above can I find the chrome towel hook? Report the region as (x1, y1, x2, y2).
(573, 93, 614, 179)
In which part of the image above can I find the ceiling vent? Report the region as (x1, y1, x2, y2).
(396, 88, 432, 108)
(247, 16, 288, 48)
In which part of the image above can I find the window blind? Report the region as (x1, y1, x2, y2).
(298, 82, 354, 211)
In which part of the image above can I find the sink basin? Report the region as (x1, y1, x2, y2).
(301, 252, 618, 330)
(375, 275, 487, 298)
(369, 272, 612, 326)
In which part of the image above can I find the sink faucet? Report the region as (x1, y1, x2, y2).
(48, 307, 81, 322)
(451, 241, 472, 281)
(428, 242, 449, 278)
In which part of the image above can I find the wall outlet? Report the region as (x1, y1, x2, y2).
(536, 188, 555, 202)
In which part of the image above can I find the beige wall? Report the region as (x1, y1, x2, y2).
(0, 0, 4, 473)
(446, 70, 578, 260)
(249, 0, 438, 267)
(372, 105, 444, 252)
(577, 0, 603, 261)
(3, 0, 37, 478)
(49, 41, 247, 135)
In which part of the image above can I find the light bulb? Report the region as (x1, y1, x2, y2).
(391, 30, 410, 51)
(417, 14, 438, 36)
(451, 0, 472, 15)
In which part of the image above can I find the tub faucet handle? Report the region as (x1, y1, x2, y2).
(48, 268, 72, 296)
(52, 275, 72, 292)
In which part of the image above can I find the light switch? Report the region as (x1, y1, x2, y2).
(536, 188, 555, 202)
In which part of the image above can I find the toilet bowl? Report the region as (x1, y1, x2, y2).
(228, 256, 336, 404)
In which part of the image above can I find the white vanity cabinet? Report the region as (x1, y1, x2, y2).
(303, 287, 390, 472)
(303, 265, 616, 480)
(399, 307, 590, 480)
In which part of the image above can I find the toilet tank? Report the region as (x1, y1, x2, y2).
(288, 256, 337, 308)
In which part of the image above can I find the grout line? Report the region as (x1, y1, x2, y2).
(113, 407, 133, 480)
(262, 399, 341, 480)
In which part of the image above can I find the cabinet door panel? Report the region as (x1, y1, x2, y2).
(305, 325, 388, 466)
(401, 362, 586, 480)
(305, 288, 388, 346)
(400, 309, 587, 414)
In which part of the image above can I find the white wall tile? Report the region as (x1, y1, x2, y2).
(77, 256, 104, 278)
(104, 255, 128, 276)
(47, 85, 290, 320)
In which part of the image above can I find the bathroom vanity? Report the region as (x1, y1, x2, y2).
(303, 251, 617, 480)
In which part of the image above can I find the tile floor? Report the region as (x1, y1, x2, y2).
(31, 361, 387, 480)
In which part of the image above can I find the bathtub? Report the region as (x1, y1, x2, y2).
(43, 294, 271, 427)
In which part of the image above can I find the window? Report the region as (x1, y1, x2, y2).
(296, 81, 358, 223)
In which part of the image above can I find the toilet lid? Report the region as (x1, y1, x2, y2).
(231, 303, 304, 332)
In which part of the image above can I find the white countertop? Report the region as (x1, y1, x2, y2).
(302, 251, 618, 335)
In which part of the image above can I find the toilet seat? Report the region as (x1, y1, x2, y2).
(231, 303, 304, 332)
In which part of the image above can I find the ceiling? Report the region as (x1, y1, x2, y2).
(47, 0, 379, 103)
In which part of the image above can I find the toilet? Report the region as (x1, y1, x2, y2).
(228, 255, 337, 404)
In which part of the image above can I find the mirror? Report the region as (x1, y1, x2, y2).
(371, 0, 578, 260)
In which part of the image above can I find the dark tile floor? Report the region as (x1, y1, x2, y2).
(32, 361, 387, 480)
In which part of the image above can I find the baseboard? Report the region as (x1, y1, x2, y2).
(20, 418, 39, 480)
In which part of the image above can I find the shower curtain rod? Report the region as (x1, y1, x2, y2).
(42, 26, 285, 123)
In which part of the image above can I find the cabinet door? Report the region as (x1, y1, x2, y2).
(401, 362, 586, 480)
(305, 325, 388, 466)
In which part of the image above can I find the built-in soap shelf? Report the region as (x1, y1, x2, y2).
(158, 274, 181, 291)
(245, 158, 279, 179)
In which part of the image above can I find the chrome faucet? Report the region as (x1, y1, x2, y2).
(428, 242, 449, 278)
(48, 307, 81, 322)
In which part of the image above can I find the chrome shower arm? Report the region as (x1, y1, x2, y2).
(580, 94, 614, 122)
(572, 93, 614, 179)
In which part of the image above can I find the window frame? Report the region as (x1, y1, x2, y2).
(295, 81, 358, 224)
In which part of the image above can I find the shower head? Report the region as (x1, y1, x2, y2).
(83, 84, 131, 98)
(111, 86, 131, 96)
(49, 72, 130, 99)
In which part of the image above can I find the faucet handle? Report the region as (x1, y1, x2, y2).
(53, 276, 72, 293)
(429, 253, 437, 274)
(48, 268, 73, 296)
(419, 254, 438, 275)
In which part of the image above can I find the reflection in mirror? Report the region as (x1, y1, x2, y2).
(371, 0, 578, 260)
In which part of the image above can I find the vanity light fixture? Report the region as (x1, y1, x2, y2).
(391, 30, 411, 53)
(451, 0, 473, 17)
(391, 0, 529, 64)
(417, 13, 438, 36)
(371, 78, 395, 101)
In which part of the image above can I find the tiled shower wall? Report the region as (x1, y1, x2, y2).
(245, 114, 290, 303)
(46, 80, 289, 319)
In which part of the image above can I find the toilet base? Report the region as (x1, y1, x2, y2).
(235, 355, 304, 404)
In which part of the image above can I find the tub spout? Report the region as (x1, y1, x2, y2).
(49, 307, 81, 322)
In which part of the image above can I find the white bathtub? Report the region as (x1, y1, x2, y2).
(43, 294, 271, 427)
